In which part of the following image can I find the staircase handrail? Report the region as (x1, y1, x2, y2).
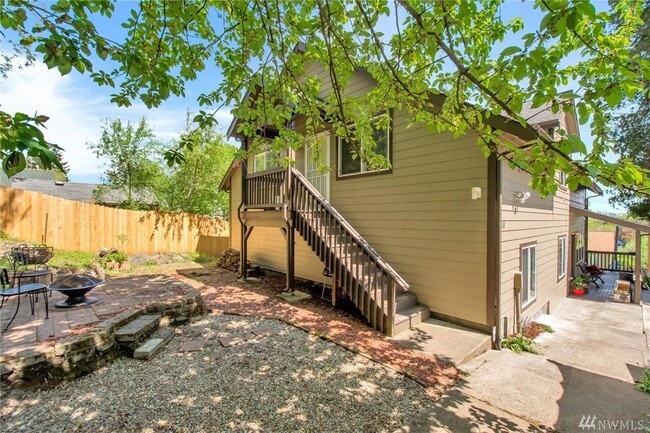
(291, 168, 409, 291)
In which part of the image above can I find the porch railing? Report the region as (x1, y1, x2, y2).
(586, 250, 636, 272)
(245, 167, 287, 208)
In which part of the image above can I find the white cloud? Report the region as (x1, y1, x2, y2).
(0, 60, 234, 180)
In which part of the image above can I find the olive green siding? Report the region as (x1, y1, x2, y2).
(229, 62, 504, 328)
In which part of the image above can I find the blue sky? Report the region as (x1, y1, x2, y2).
(0, 0, 621, 212)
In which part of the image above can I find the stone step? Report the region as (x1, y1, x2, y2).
(114, 314, 161, 343)
(133, 328, 175, 360)
(393, 305, 431, 335)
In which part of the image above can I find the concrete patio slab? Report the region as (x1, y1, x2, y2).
(458, 297, 650, 430)
(391, 318, 491, 366)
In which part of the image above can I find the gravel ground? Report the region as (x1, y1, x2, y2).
(1, 314, 432, 433)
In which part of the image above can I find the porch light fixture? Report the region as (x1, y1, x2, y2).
(471, 187, 482, 200)
(515, 191, 530, 204)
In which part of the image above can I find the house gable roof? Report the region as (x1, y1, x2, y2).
(9, 178, 154, 206)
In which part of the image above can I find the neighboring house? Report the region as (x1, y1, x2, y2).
(588, 232, 616, 253)
(9, 176, 154, 207)
(219, 61, 593, 342)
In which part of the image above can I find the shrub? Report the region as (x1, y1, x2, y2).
(636, 367, 650, 395)
(502, 335, 539, 355)
(104, 251, 129, 264)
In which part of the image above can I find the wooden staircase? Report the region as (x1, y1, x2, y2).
(242, 167, 429, 336)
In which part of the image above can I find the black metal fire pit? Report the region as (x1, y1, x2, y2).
(48, 274, 104, 308)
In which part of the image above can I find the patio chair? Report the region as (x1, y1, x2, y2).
(11, 244, 54, 268)
(4, 250, 54, 295)
(0, 268, 49, 330)
(578, 263, 601, 288)
(584, 264, 605, 283)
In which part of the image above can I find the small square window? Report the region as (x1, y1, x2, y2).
(253, 150, 279, 172)
(337, 117, 391, 177)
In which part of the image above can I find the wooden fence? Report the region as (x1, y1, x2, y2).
(0, 186, 230, 256)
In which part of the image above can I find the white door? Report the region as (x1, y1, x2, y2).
(305, 132, 330, 200)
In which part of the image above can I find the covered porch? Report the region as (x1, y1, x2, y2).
(569, 269, 650, 303)
(570, 206, 650, 305)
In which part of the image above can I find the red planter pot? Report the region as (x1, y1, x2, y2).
(572, 288, 585, 296)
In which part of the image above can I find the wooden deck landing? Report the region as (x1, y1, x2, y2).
(571, 271, 650, 303)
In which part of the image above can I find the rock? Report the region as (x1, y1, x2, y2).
(89, 262, 105, 280)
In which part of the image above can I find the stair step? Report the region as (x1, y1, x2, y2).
(393, 305, 431, 335)
(115, 314, 161, 342)
(133, 328, 175, 360)
(396, 292, 417, 311)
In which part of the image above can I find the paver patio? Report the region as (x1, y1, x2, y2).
(0, 275, 191, 357)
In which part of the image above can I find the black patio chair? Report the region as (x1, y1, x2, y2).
(578, 263, 601, 288)
(0, 268, 49, 330)
(4, 250, 54, 296)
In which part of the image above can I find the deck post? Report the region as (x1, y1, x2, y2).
(331, 268, 337, 306)
(386, 278, 395, 337)
(286, 165, 295, 293)
(634, 230, 642, 304)
(240, 150, 248, 280)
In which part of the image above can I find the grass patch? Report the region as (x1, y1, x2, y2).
(48, 249, 97, 270)
(636, 367, 650, 395)
(502, 335, 539, 354)
(187, 252, 217, 264)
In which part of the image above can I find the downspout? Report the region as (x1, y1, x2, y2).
(488, 155, 503, 349)
(237, 137, 248, 279)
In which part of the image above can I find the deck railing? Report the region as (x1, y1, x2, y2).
(245, 167, 287, 208)
(587, 250, 636, 272)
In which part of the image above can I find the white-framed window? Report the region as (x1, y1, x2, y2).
(558, 170, 567, 187)
(521, 244, 537, 307)
(337, 117, 391, 177)
(253, 150, 278, 172)
(558, 236, 567, 280)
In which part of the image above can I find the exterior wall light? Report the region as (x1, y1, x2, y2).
(471, 187, 482, 200)
(515, 191, 530, 204)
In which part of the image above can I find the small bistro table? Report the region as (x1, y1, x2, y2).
(48, 274, 104, 308)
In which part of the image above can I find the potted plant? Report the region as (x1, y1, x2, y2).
(570, 275, 589, 296)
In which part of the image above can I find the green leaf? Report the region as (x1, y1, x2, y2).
(500, 46, 522, 57)
(2, 151, 26, 177)
(58, 61, 72, 75)
(605, 86, 623, 108)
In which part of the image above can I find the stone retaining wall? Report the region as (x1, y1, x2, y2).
(1, 289, 206, 386)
